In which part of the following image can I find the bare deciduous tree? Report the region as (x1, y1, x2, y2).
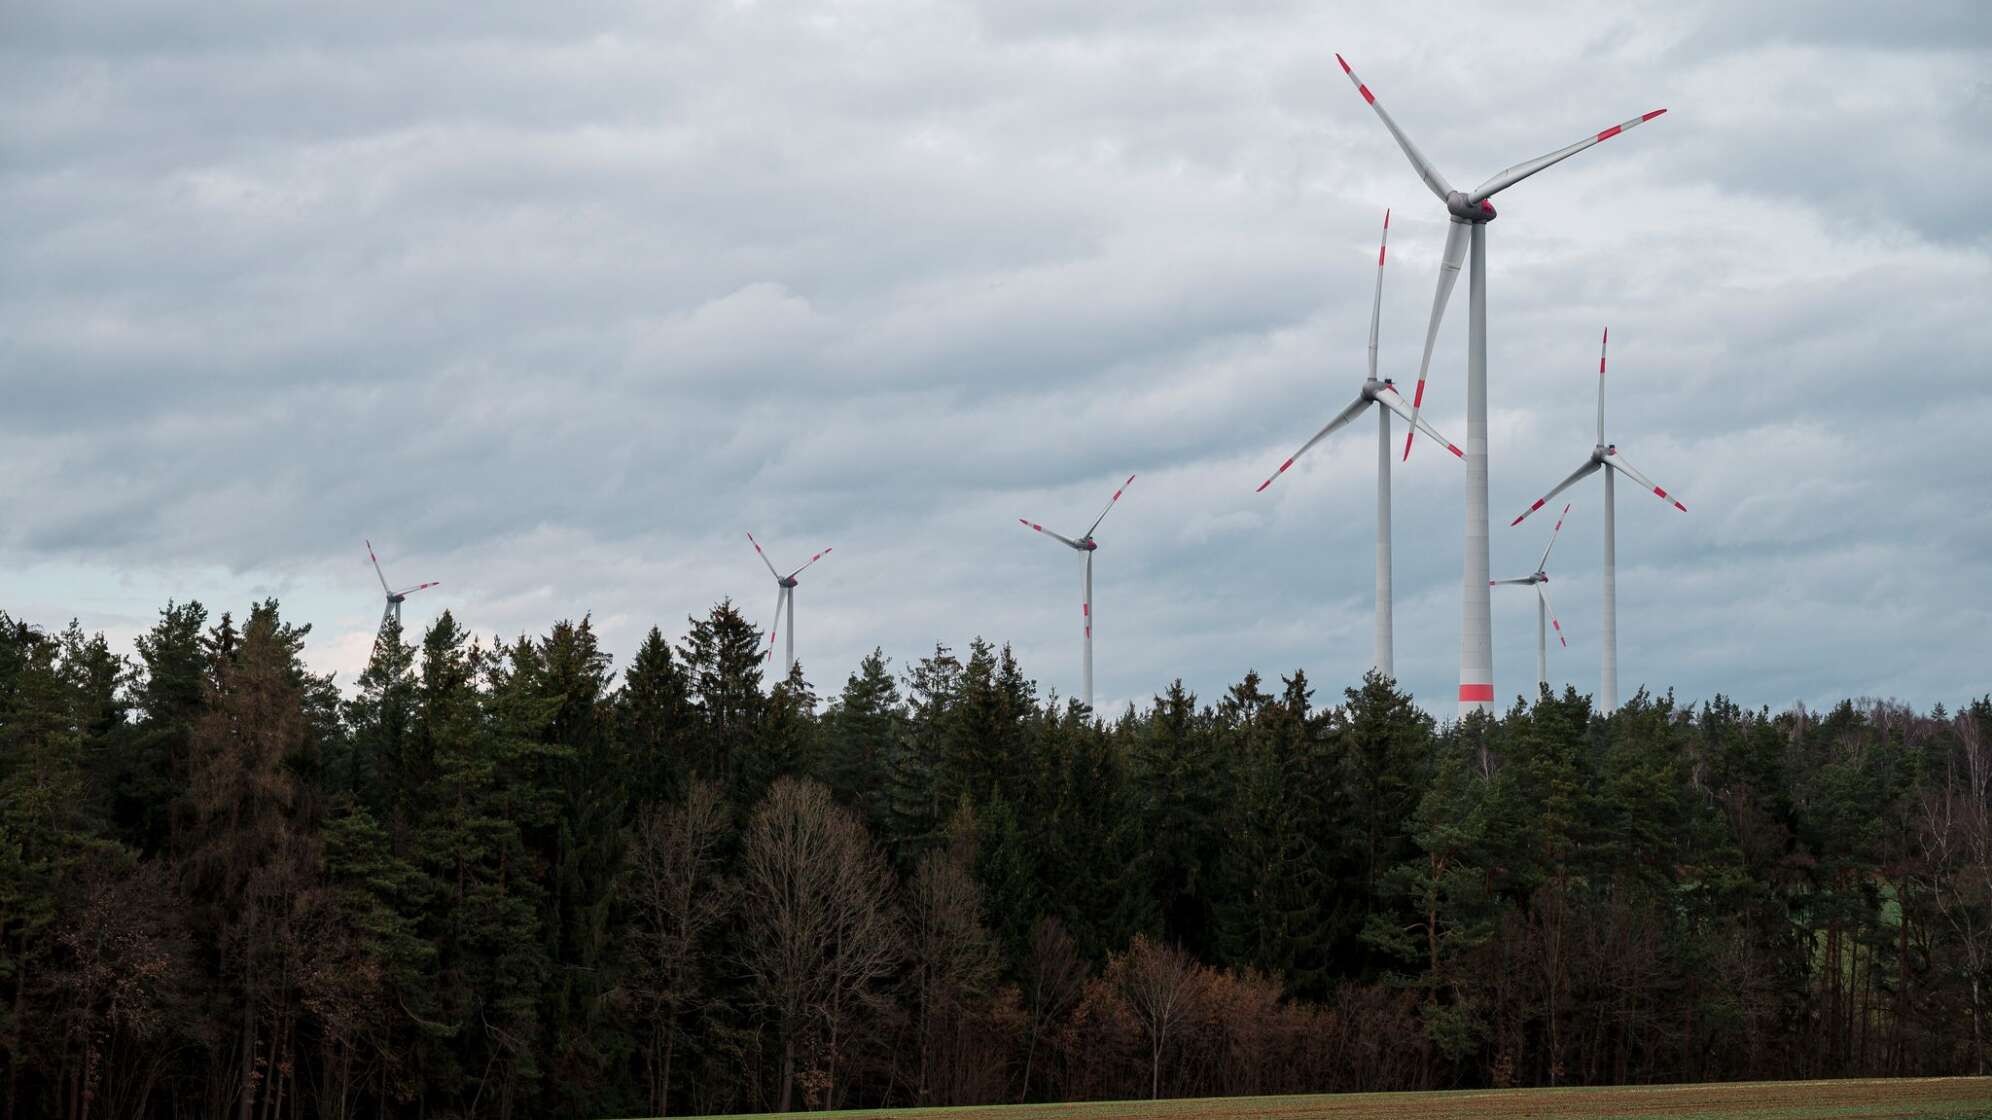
(740, 776, 902, 1111)
(621, 779, 733, 1116)
(1019, 915, 1084, 1102)
(1110, 934, 1208, 1100)
(907, 805, 997, 1104)
(1920, 708, 1992, 1074)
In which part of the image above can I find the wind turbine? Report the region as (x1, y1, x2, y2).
(1334, 52, 1665, 715)
(747, 532, 831, 675)
(1256, 208, 1464, 679)
(1492, 503, 1571, 695)
(365, 539, 439, 633)
(1510, 328, 1687, 712)
(1019, 474, 1135, 712)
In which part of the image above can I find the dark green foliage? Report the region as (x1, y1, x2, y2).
(2, 595, 1988, 1116)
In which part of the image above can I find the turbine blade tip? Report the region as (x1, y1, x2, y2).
(1335, 53, 1350, 72)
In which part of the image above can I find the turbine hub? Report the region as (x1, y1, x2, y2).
(780, 576, 799, 588)
(1447, 191, 1496, 223)
(1081, 538, 1099, 552)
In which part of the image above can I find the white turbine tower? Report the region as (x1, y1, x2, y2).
(1019, 474, 1135, 713)
(747, 532, 831, 675)
(1256, 208, 1464, 679)
(1510, 328, 1687, 712)
(1334, 52, 1665, 716)
(365, 539, 439, 634)
(1492, 502, 1571, 695)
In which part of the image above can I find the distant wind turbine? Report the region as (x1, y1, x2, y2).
(1492, 503, 1571, 695)
(1510, 329, 1687, 712)
(1019, 474, 1135, 713)
(1256, 208, 1463, 679)
(1335, 51, 1665, 714)
(747, 532, 831, 674)
(366, 539, 439, 633)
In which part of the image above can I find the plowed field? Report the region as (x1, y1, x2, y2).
(664, 1077, 1992, 1120)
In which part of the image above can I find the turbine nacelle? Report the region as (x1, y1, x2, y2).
(1446, 191, 1496, 223)
(1080, 538, 1099, 552)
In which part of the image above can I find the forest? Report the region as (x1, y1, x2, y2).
(4, 596, 1990, 1119)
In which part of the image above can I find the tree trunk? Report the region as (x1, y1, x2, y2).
(238, 1007, 257, 1120)
(778, 1034, 795, 1112)
(660, 1028, 675, 1118)
(1973, 974, 1985, 1075)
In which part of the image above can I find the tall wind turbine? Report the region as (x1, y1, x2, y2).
(1256, 208, 1464, 679)
(1492, 503, 1571, 694)
(1019, 474, 1135, 712)
(365, 539, 439, 633)
(747, 532, 832, 675)
(1510, 328, 1687, 712)
(1334, 52, 1665, 715)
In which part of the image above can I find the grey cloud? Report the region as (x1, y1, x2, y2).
(2, 0, 1987, 714)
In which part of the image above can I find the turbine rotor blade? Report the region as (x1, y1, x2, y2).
(1367, 209, 1389, 384)
(1597, 326, 1609, 446)
(1402, 218, 1470, 461)
(1491, 577, 1537, 586)
(785, 548, 832, 581)
(1084, 474, 1137, 538)
(1512, 460, 1602, 526)
(1468, 109, 1667, 204)
(1538, 583, 1568, 648)
(1019, 519, 1085, 550)
(1334, 54, 1455, 202)
(1537, 503, 1573, 572)
(396, 581, 441, 597)
(746, 531, 782, 580)
(1605, 449, 1688, 512)
(1257, 397, 1371, 492)
(1376, 384, 1464, 459)
(365, 539, 391, 595)
(764, 587, 786, 660)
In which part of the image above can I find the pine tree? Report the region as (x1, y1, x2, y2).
(824, 648, 902, 829)
(678, 601, 766, 794)
(340, 616, 418, 818)
(619, 627, 693, 806)
(879, 644, 961, 866)
(1133, 680, 1224, 955)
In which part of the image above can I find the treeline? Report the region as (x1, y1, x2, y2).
(3, 597, 1990, 1118)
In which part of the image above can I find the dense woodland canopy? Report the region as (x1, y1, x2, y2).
(3, 596, 1990, 1119)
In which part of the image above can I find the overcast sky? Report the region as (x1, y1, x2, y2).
(4, 0, 1989, 718)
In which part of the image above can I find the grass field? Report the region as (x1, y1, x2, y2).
(659, 1077, 1992, 1120)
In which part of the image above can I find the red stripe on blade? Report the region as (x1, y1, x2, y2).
(1359, 84, 1375, 104)
(1336, 54, 1351, 74)
(1597, 124, 1623, 141)
(1642, 109, 1667, 121)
